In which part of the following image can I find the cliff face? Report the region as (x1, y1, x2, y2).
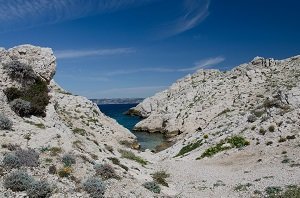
(0, 45, 157, 198)
(132, 56, 300, 138)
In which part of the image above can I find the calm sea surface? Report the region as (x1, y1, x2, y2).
(98, 104, 165, 150)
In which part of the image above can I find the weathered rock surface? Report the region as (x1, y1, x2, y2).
(0, 45, 159, 198)
(130, 55, 300, 197)
(132, 55, 300, 137)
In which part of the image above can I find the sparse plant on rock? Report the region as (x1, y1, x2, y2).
(247, 114, 257, 123)
(15, 148, 39, 167)
(3, 153, 21, 168)
(62, 154, 76, 167)
(143, 181, 161, 194)
(26, 180, 52, 198)
(119, 149, 147, 165)
(3, 171, 34, 192)
(3, 59, 37, 83)
(0, 114, 13, 130)
(197, 136, 250, 159)
(175, 139, 203, 157)
(58, 167, 72, 177)
(10, 98, 31, 117)
(83, 177, 106, 198)
(152, 170, 170, 187)
(94, 163, 117, 180)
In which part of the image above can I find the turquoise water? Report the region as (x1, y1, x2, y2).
(98, 104, 165, 150)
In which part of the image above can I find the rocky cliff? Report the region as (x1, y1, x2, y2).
(0, 45, 159, 198)
(132, 56, 300, 138)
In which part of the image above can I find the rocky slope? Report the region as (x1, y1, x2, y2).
(130, 55, 300, 197)
(0, 45, 162, 198)
(132, 56, 300, 138)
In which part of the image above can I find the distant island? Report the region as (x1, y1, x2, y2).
(90, 98, 144, 105)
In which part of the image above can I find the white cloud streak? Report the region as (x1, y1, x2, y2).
(159, 0, 210, 38)
(0, 0, 156, 31)
(55, 48, 135, 59)
(105, 56, 225, 76)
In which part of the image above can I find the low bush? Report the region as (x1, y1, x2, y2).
(58, 167, 72, 177)
(15, 149, 39, 167)
(197, 136, 249, 159)
(108, 157, 129, 171)
(94, 163, 117, 180)
(175, 139, 203, 157)
(10, 98, 31, 117)
(275, 186, 300, 198)
(247, 114, 257, 123)
(119, 149, 147, 165)
(4, 87, 22, 102)
(152, 171, 170, 187)
(143, 181, 161, 194)
(62, 154, 76, 167)
(3, 171, 34, 192)
(3, 153, 21, 168)
(26, 180, 52, 198)
(269, 125, 275, 132)
(5, 79, 50, 117)
(21, 79, 49, 117)
(0, 114, 13, 130)
(83, 177, 106, 198)
(3, 59, 37, 83)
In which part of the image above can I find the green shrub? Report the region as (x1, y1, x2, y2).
(226, 136, 250, 148)
(275, 186, 300, 198)
(143, 181, 161, 194)
(259, 128, 266, 135)
(83, 177, 106, 198)
(94, 163, 117, 180)
(0, 114, 13, 130)
(197, 136, 249, 159)
(4, 87, 22, 102)
(10, 98, 31, 117)
(269, 125, 275, 132)
(152, 171, 170, 187)
(3, 153, 21, 168)
(5, 79, 50, 117)
(175, 139, 203, 157)
(286, 135, 296, 140)
(108, 157, 128, 171)
(21, 79, 49, 117)
(119, 149, 147, 165)
(3, 171, 34, 192)
(72, 128, 86, 136)
(26, 180, 52, 198)
(265, 186, 282, 197)
(62, 154, 76, 167)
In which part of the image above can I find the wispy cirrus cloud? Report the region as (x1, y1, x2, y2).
(55, 48, 135, 59)
(105, 56, 225, 76)
(0, 0, 157, 31)
(158, 0, 210, 38)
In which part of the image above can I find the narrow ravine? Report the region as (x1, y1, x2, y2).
(99, 103, 166, 150)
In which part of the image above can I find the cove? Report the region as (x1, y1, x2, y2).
(98, 104, 166, 151)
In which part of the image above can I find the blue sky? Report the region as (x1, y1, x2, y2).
(0, 0, 299, 98)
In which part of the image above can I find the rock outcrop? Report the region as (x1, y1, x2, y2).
(0, 45, 157, 198)
(130, 55, 300, 197)
(132, 55, 300, 138)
